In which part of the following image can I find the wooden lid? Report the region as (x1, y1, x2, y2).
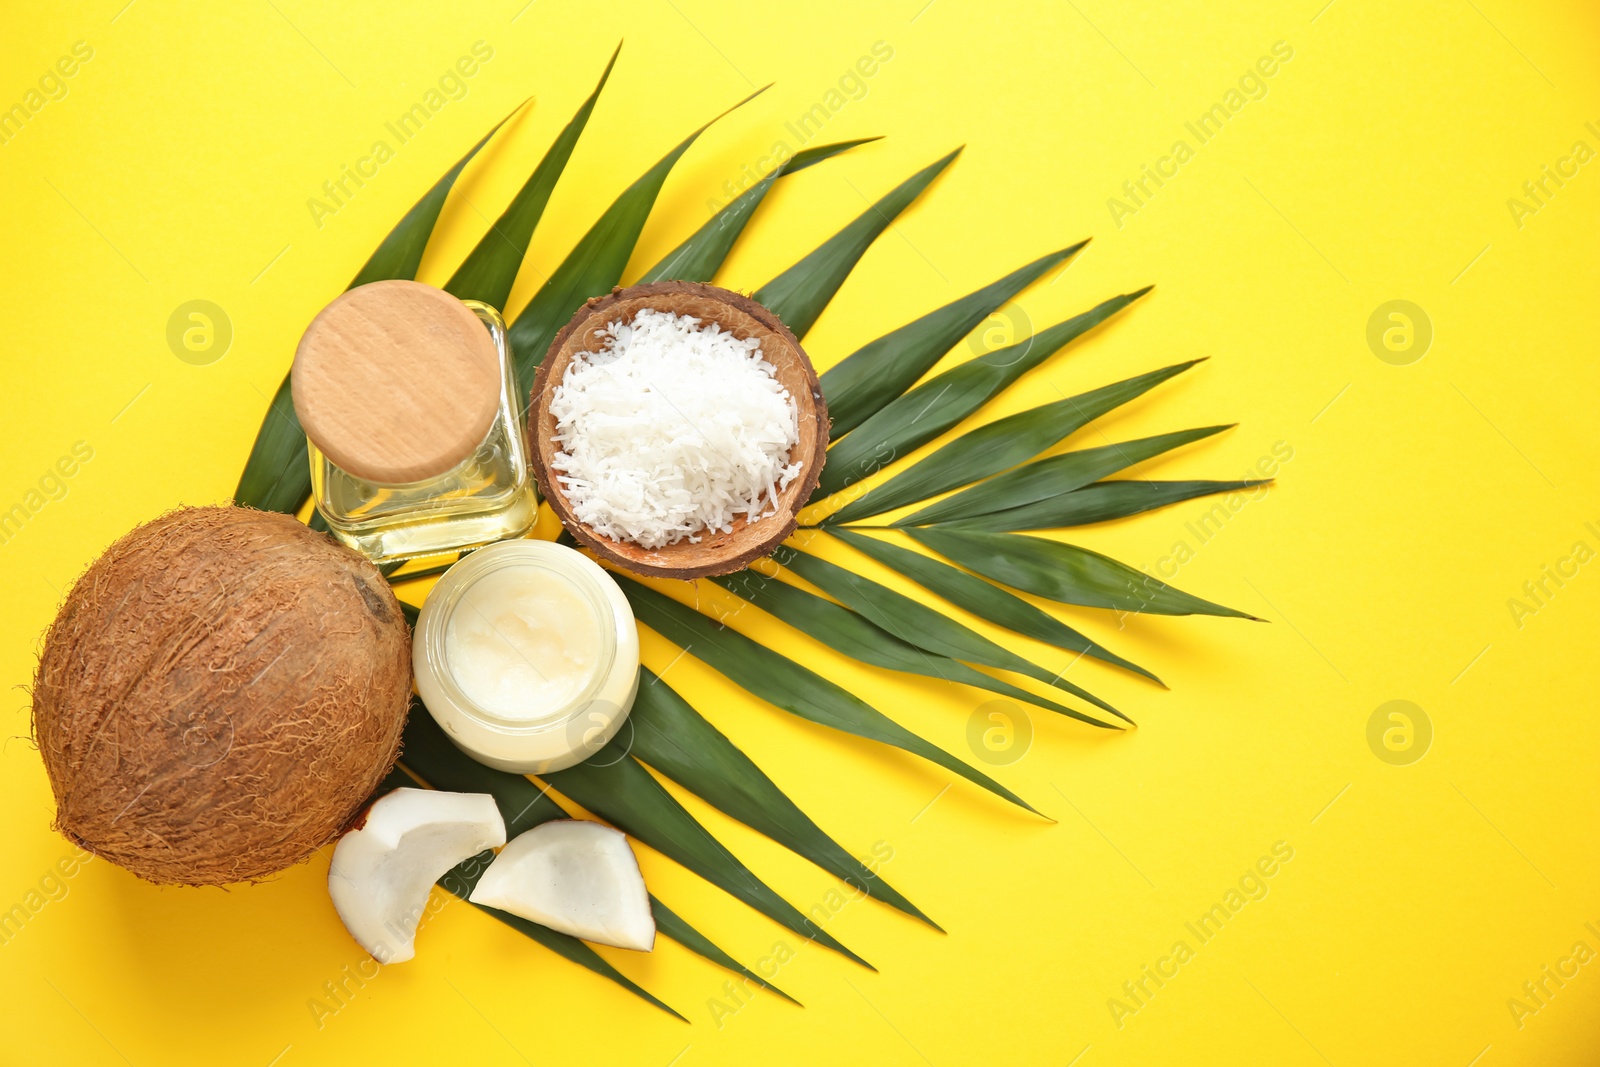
(292, 280, 501, 484)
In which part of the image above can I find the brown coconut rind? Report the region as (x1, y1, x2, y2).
(31, 506, 412, 886)
(529, 281, 828, 580)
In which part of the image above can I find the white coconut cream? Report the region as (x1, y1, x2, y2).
(414, 540, 639, 773)
(444, 567, 602, 719)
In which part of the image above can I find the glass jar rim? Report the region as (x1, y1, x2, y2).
(418, 539, 620, 732)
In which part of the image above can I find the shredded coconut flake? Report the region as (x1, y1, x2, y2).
(550, 308, 802, 550)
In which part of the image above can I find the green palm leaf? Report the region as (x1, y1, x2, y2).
(772, 545, 1124, 722)
(818, 243, 1087, 443)
(235, 110, 513, 513)
(638, 138, 881, 284)
(506, 85, 768, 385)
(386, 560, 457, 586)
(233, 377, 311, 515)
(651, 896, 801, 1005)
(618, 576, 1040, 815)
(712, 567, 1116, 729)
(629, 666, 938, 928)
(904, 527, 1257, 618)
(444, 47, 620, 309)
(827, 527, 1158, 682)
(351, 109, 521, 289)
(947, 478, 1269, 532)
(372, 765, 684, 1018)
(397, 711, 565, 832)
(396, 713, 791, 1003)
(753, 148, 960, 339)
(898, 424, 1233, 526)
(820, 287, 1151, 494)
(546, 754, 873, 969)
(445, 863, 687, 1020)
(826, 358, 1205, 524)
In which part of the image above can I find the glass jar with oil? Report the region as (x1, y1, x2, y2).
(292, 280, 537, 564)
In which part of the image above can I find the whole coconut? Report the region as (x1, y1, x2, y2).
(32, 506, 412, 886)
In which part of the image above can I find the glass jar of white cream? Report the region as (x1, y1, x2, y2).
(413, 540, 639, 774)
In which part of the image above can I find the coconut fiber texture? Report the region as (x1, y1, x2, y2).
(32, 507, 412, 886)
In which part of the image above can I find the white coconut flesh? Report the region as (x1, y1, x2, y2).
(468, 819, 655, 951)
(328, 788, 506, 964)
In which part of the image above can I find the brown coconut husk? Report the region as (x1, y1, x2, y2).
(31, 506, 412, 886)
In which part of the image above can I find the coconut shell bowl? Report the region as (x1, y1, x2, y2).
(528, 281, 827, 580)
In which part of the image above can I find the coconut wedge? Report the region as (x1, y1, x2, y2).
(328, 788, 506, 964)
(469, 819, 655, 951)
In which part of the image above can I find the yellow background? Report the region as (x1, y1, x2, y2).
(3, 1, 1598, 1063)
